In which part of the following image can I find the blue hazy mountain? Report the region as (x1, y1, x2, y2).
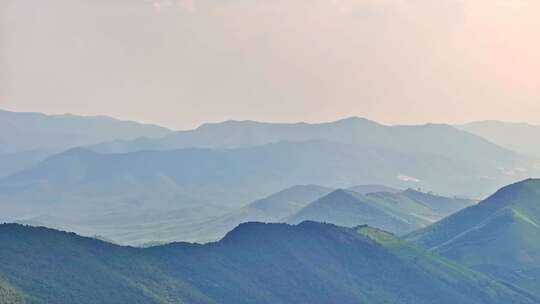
(1, 114, 537, 244)
(0, 222, 536, 304)
(408, 179, 540, 297)
(0, 109, 170, 153)
(287, 189, 415, 232)
(287, 189, 476, 234)
(92, 117, 518, 165)
(348, 184, 401, 194)
(0, 138, 524, 244)
(0, 150, 50, 180)
(0, 109, 171, 176)
(88, 117, 538, 196)
(176, 185, 335, 242)
(4, 115, 536, 198)
(459, 121, 540, 158)
(54, 184, 470, 245)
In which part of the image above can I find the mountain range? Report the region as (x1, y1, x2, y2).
(0, 221, 537, 304)
(287, 188, 475, 234)
(1, 110, 538, 245)
(1, 180, 472, 244)
(176, 184, 335, 243)
(90, 117, 515, 160)
(459, 121, 540, 158)
(2, 111, 536, 198)
(145, 185, 475, 244)
(0, 179, 540, 304)
(408, 178, 540, 298)
(1, 108, 540, 304)
(77, 117, 540, 197)
(0, 109, 171, 177)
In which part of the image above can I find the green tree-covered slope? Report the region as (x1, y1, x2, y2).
(0, 222, 536, 304)
(408, 178, 540, 297)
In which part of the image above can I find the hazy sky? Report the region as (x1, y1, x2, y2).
(1, 0, 540, 129)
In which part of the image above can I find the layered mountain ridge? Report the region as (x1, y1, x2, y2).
(409, 178, 540, 297)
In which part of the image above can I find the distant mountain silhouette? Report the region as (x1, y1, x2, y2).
(178, 185, 334, 242)
(92, 117, 519, 166)
(0, 139, 501, 244)
(99, 185, 475, 244)
(288, 189, 413, 231)
(0, 133, 526, 244)
(287, 189, 476, 234)
(1, 114, 538, 244)
(88, 117, 538, 198)
(459, 121, 540, 158)
(0, 109, 171, 176)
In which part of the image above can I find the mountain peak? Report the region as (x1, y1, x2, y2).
(326, 189, 356, 198)
(196, 119, 262, 129)
(408, 178, 540, 298)
(331, 116, 380, 126)
(221, 221, 347, 240)
(220, 222, 290, 243)
(313, 189, 365, 206)
(479, 178, 540, 209)
(194, 116, 380, 130)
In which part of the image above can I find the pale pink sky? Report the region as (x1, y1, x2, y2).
(1, 0, 539, 129)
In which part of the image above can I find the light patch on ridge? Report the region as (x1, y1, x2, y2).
(397, 175, 420, 183)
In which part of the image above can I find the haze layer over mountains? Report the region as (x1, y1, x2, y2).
(2, 179, 540, 304)
(3, 1, 540, 302)
(459, 121, 540, 158)
(1, 110, 540, 303)
(1, 109, 539, 244)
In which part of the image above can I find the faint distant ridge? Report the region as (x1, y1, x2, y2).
(287, 189, 413, 232)
(1, 115, 534, 242)
(89, 116, 533, 200)
(0, 109, 171, 153)
(458, 120, 540, 157)
(0, 109, 172, 176)
(91, 116, 518, 164)
(1, 113, 538, 245)
(286, 187, 476, 235)
(91, 116, 381, 152)
(144, 184, 475, 244)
